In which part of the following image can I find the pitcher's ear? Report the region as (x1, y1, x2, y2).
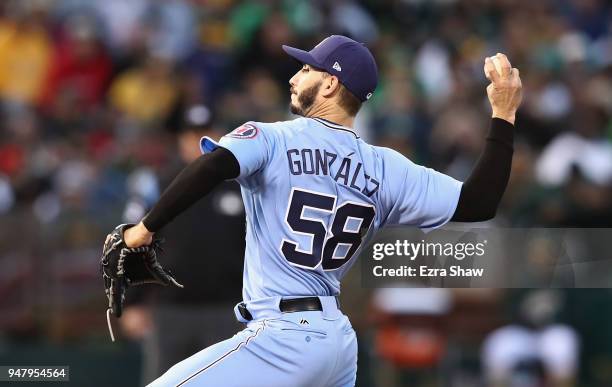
(321, 75, 341, 97)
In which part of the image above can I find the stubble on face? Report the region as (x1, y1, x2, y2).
(290, 80, 322, 116)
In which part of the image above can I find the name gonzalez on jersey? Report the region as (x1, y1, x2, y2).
(286, 148, 380, 197)
(221, 122, 380, 196)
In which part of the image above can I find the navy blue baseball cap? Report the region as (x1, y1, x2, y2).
(282, 35, 378, 102)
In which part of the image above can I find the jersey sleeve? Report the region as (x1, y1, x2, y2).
(200, 122, 272, 180)
(381, 149, 462, 231)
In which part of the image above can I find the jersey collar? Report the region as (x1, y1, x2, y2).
(312, 117, 360, 139)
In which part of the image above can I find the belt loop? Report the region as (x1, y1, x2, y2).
(319, 296, 341, 320)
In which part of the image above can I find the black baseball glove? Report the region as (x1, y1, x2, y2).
(100, 223, 182, 340)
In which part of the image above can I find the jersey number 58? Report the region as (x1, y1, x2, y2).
(280, 188, 375, 271)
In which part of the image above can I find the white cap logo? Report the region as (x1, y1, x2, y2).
(366, 92, 373, 100)
(333, 62, 342, 72)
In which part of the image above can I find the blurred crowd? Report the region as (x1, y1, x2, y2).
(0, 0, 611, 386)
(0, 0, 610, 226)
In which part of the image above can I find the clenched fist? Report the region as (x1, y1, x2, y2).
(484, 53, 522, 125)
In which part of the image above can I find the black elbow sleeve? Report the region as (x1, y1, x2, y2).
(451, 118, 514, 222)
(142, 148, 240, 232)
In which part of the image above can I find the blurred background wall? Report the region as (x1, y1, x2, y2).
(0, 0, 611, 386)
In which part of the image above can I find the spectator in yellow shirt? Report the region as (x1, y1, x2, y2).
(0, 11, 52, 105)
(109, 55, 179, 126)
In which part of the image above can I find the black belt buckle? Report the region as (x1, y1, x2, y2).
(238, 302, 253, 321)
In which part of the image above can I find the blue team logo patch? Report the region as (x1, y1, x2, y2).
(226, 124, 258, 139)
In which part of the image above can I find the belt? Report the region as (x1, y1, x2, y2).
(238, 297, 327, 321)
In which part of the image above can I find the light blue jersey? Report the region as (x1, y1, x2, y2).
(149, 117, 462, 387)
(200, 117, 462, 302)
(150, 34, 464, 387)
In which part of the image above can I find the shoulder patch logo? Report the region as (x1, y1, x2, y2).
(333, 62, 342, 72)
(226, 123, 258, 139)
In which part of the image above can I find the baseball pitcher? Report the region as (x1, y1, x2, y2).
(103, 35, 522, 386)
